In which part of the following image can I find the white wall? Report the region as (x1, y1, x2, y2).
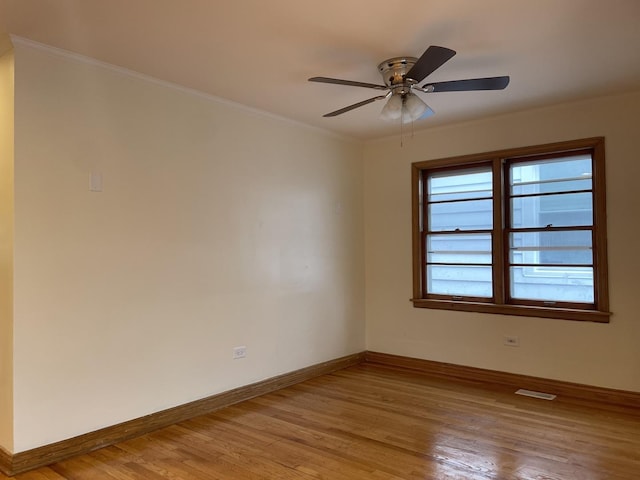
(364, 91, 640, 392)
(11, 42, 365, 452)
(0, 39, 14, 453)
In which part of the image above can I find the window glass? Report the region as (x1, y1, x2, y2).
(427, 265, 493, 297)
(510, 193, 593, 229)
(428, 233, 492, 265)
(428, 168, 492, 202)
(510, 266, 594, 303)
(428, 199, 493, 231)
(510, 155, 592, 195)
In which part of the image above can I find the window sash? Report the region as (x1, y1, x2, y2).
(504, 152, 596, 308)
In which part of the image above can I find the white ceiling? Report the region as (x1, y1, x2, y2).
(1, 0, 640, 140)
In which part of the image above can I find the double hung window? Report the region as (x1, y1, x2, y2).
(411, 137, 609, 322)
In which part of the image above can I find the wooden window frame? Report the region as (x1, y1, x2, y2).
(411, 137, 610, 322)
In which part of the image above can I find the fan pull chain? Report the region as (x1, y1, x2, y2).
(399, 114, 417, 148)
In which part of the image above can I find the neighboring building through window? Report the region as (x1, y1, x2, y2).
(411, 137, 610, 322)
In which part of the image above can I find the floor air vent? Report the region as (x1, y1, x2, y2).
(515, 389, 557, 400)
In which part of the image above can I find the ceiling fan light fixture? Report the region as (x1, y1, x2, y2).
(381, 92, 429, 123)
(379, 93, 403, 120)
(403, 93, 429, 123)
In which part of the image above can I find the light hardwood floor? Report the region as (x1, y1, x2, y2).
(5, 363, 640, 479)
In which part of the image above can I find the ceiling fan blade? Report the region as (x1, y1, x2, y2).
(423, 76, 510, 92)
(406, 46, 456, 83)
(309, 77, 388, 90)
(323, 95, 387, 117)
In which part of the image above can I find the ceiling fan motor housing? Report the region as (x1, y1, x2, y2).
(378, 57, 418, 95)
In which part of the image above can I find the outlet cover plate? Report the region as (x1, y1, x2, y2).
(233, 346, 247, 359)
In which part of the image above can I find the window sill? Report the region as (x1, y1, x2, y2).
(411, 298, 611, 323)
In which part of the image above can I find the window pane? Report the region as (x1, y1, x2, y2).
(510, 231, 592, 265)
(428, 167, 492, 202)
(429, 199, 492, 231)
(511, 192, 592, 228)
(427, 233, 492, 264)
(511, 155, 592, 195)
(510, 266, 594, 303)
(427, 265, 492, 297)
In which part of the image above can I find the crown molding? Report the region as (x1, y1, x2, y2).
(8, 35, 355, 143)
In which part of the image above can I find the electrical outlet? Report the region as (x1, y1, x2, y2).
(232, 346, 247, 359)
(504, 336, 520, 347)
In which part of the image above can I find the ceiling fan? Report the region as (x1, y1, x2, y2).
(309, 45, 509, 123)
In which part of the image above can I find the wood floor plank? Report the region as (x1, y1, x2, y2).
(4, 363, 640, 479)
